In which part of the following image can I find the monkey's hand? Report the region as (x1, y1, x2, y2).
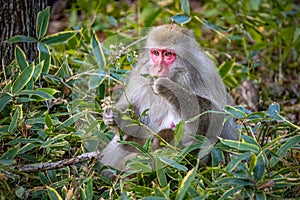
(152, 77, 182, 112)
(152, 77, 176, 95)
(101, 97, 117, 126)
(103, 108, 116, 126)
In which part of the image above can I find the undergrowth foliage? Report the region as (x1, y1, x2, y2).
(0, 1, 299, 199)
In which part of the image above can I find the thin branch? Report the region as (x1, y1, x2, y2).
(14, 151, 100, 173)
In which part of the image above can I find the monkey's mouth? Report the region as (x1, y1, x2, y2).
(157, 64, 164, 72)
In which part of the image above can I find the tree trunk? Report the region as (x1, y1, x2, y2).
(0, 0, 50, 67)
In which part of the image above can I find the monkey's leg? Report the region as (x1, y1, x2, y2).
(100, 135, 138, 171)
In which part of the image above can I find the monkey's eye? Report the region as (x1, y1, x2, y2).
(164, 51, 173, 57)
(152, 50, 160, 56)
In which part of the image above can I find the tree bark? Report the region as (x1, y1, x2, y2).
(0, 0, 50, 67)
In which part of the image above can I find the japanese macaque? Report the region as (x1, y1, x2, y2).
(100, 24, 238, 171)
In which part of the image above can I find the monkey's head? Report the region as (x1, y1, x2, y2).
(145, 24, 198, 77)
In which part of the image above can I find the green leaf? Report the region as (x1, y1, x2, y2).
(56, 112, 84, 130)
(15, 46, 28, 71)
(118, 140, 149, 154)
(32, 60, 44, 82)
(46, 186, 63, 200)
(255, 191, 266, 200)
(226, 152, 251, 172)
(8, 106, 21, 133)
(36, 7, 50, 39)
(267, 102, 282, 120)
(5, 35, 37, 43)
(220, 138, 260, 154)
(270, 135, 300, 167)
(180, 0, 190, 15)
(12, 64, 35, 95)
(0, 92, 12, 112)
(249, 152, 257, 174)
(88, 70, 106, 89)
(37, 42, 51, 73)
(156, 156, 167, 188)
(18, 143, 39, 154)
(253, 156, 265, 181)
(0, 159, 16, 166)
(176, 167, 196, 200)
(211, 148, 225, 166)
(39, 172, 49, 185)
(248, 0, 260, 11)
(41, 31, 77, 45)
(1, 144, 20, 159)
(174, 121, 185, 147)
(144, 8, 161, 27)
(41, 134, 69, 148)
(160, 156, 188, 172)
(241, 134, 260, 147)
(7, 138, 43, 145)
(16, 186, 25, 198)
(86, 176, 93, 200)
(37, 88, 58, 96)
(130, 162, 152, 173)
(171, 14, 191, 25)
(92, 33, 106, 68)
(224, 105, 247, 119)
(219, 60, 234, 79)
(45, 113, 53, 128)
(144, 197, 168, 200)
(220, 186, 243, 200)
(217, 177, 254, 186)
(224, 75, 239, 88)
(19, 89, 55, 100)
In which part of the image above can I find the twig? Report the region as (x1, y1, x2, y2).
(13, 151, 100, 173)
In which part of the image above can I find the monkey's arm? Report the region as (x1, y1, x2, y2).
(153, 77, 210, 141)
(103, 104, 154, 143)
(152, 77, 211, 120)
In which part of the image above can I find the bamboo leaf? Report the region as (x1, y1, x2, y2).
(174, 121, 185, 147)
(19, 89, 55, 100)
(92, 33, 106, 68)
(32, 60, 44, 82)
(41, 134, 69, 148)
(226, 152, 251, 172)
(41, 31, 78, 45)
(220, 138, 260, 153)
(46, 186, 63, 200)
(270, 135, 300, 167)
(15, 46, 28, 71)
(37, 42, 51, 73)
(217, 177, 254, 186)
(12, 64, 35, 95)
(36, 7, 50, 39)
(0, 92, 12, 112)
(156, 156, 167, 188)
(171, 14, 191, 25)
(253, 156, 265, 181)
(1, 144, 20, 159)
(5, 35, 37, 43)
(8, 106, 21, 133)
(88, 70, 106, 89)
(176, 167, 196, 200)
(219, 60, 235, 79)
(180, 0, 190, 15)
(160, 156, 188, 172)
(56, 112, 83, 130)
(129, 162, 152, 173)
(224, 105, 247, 119)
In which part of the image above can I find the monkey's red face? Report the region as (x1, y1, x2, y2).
(150, 49, 176, 76)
